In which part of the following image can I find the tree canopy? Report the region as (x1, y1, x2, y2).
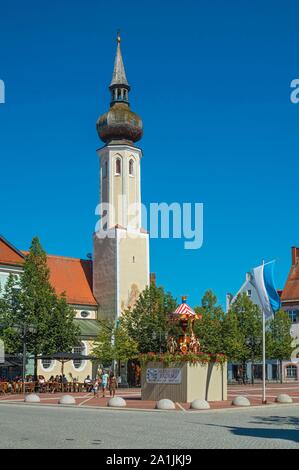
(92, 319, 139, 365)
(121, 284, 178, 354)
(194, 290, 225, 355)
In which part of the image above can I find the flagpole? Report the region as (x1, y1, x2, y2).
(253, 259, 280, 405)
(262, 259, 267, 404)
(262, 309, 267, 404)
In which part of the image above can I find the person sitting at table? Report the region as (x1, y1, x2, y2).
(38, 375, 46, 392)
(84, 375, 92, 392)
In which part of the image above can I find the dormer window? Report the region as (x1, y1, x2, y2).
(115, 158, 121, 175)
(129, 159, 134, 176)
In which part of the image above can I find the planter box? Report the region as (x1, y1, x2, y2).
(141, 361, 227, 403)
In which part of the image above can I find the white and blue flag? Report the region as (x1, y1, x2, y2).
(253, 260, 281, 320)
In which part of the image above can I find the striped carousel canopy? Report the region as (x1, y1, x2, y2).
(172, 296, 201, 320)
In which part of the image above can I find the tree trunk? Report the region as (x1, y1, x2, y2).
(280, 360, 283, 384)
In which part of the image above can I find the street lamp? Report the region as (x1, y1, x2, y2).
(13, 323, 36, 395)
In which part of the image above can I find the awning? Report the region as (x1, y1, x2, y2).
(74, 319, 102, 338)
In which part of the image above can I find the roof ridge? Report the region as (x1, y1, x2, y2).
(20, 250, 91, 263)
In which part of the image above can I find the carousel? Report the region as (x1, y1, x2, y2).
(141, 297, 227, 403)
(167, 296, 202, 354)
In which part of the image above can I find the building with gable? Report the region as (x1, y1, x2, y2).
(0, 33, 150, 381)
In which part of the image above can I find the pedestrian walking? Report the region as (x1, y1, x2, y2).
(93, 379, 99, 398)
(109, 372, 118, 398)
(101, 370, 109, 398)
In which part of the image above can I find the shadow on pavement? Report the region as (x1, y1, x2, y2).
(206, 416, 299, 445)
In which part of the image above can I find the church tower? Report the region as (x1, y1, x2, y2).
(93, 33, 150, 321)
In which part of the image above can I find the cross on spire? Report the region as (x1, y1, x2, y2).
(110, 30, 129, 89)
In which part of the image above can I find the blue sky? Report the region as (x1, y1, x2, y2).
(0, 0, 298, 308)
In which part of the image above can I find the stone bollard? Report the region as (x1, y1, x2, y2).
(24, 394, 40, 403)
(156, 399, 176, 410)
(108, 397, 127, 407)
(232, 396, 250, 407)
(190, 399, 210, 410)
(59, 395, 76, 405)
(275, 394, 293, 404)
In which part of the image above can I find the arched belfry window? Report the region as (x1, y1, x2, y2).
(115, 158, 121, 175)
(129, 159, 134, 176)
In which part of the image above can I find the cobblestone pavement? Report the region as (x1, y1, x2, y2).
(0, 402, 299, 448)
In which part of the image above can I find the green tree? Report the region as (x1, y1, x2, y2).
(92, 322, 114, 365)
(18, 237, 57, 374)
(0, 237, 80, 375)
(266, 310, 293, 383)
(122, 284, 177, 353)
(193, 290, 225, 354)
(44, 294, 80, 355)
(229, 293, 263, 384)
(222, 308, 246, 363)
(0, 273, 23, 353)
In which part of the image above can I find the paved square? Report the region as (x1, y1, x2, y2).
(0, 400, 299, 448)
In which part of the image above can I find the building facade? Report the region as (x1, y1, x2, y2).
(227, 252, 299, 383)
(280, 247, 299, 381)
(226, 272, 280, 383)
(0, 34, 149, 382)
(0, 235, 100, 380)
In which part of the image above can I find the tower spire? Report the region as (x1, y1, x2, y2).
(96, 33, 143, 145)
(110, 30, 129, 89)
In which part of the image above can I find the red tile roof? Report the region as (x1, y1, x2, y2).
(45, 254, 97, 306)
(0, 236, 25, 266)
(0, 236, 97, 306)
(281, 247, 299, 303)
(21, 252, 97, 307)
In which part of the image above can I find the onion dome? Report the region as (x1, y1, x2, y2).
(96, 32, 143, 145)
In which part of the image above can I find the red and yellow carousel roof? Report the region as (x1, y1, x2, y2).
(171, 296, 202, 320)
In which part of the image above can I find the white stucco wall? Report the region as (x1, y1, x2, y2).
(0, 265, 22, 297)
